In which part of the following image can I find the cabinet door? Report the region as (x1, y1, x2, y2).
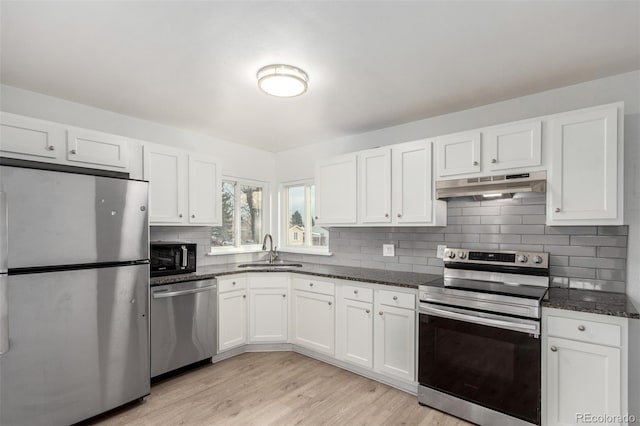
(188, 154, 221, 225)
(248, 288, 288, 343)
(0, 112, 64, 160)
(315, 154, 357, 224)
(546, 337, 621, 426)
(292, 290, 335, 355)
(392, 140, 434, 224)
(358, 148, 391, 224)
(218, 290, 247, 351)
(66, 128, 128, 169)
(339, 298, 373, 368)
(374, 303, 415, 382)
(485, 120, 541, 172)
(143, 144, 187, 224)
(435, 131, 481, 177)
(547, 106, 620, 225)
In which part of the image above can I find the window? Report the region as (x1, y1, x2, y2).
(283, 182, 329, 250)
(211, 180, 264, 250)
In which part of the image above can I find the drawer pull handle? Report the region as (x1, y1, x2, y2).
(550, 346, 557, 352)
(578, 325, 586, 331)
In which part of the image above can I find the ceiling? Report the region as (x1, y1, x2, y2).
(1, 1, 639, 153)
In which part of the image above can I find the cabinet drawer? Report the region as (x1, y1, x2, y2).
(293, 277, 334, 295)
(248, 273, 289, 289)
(547, 315, 621, 347)
(218, 276, 247, 293)
(342, 284, 373, 303)
(376, 290, 415, 309)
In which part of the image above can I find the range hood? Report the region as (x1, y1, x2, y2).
(436, 171, 546, 200)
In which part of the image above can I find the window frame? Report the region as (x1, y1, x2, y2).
(209, 177, 267, 254)
(279, 179, 331, 255)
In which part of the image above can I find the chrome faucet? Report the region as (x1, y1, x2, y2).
(261, 233, 278, 264)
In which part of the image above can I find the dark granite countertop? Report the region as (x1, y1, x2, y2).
(150, 261, 441, 289)
(543, 287, 639, 319)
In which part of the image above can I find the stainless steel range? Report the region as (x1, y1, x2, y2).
(418, 248, 549, 426)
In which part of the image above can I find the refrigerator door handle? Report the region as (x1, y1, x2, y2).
(0, 191, 9, 354)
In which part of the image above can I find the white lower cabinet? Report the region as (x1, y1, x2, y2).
(542, 308, 628, 426)
(338, 296, 373, 368)
(373, 290, 416, 382)
(291, 277, 335, 355)
(218, 277, 248, 352)
(248, 274, 289, 343)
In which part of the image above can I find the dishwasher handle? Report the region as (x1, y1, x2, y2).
(153, 284, 217, 299)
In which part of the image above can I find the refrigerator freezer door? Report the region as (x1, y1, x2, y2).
(0, 263, 150, 426)
(0, 166, 148, 269)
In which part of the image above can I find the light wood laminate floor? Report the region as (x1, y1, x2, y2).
(87, 352, 470, 426)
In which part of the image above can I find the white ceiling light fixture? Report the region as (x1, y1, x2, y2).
(257, 64, 308, 97)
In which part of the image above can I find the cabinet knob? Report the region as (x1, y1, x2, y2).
(393, 296, 398, 301)
(191, 214, 196, 218)
(578, 325, 586, 331)
(379, 311, 383, 316)
(365, 309, 370, 314)
(491, 158, 497, 163)
(282, 294, 286, 298)
(178, 213, 183, 218)
(555, 208, 561, 213)
(70, 149, 77, 155)
(328, 301, 332, 306)
(242, 294, 246, 299)
(232, 281, 236, 285)
(47, 145, 55, 151)
(473, 161, 479, 166)
(354, 289, 358, 295)
(385, 213, 389, 218)
(550, 346, 557, 352)
(309, 283, 314, 287)
(397, 213, 402, 218)
(315, 216, 319, 220)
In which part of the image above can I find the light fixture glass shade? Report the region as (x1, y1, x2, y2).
(257, 64, 308, 97)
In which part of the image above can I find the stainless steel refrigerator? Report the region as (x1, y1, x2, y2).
(0, 164, 150, 426)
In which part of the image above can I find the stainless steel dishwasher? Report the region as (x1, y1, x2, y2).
(150, 279, 217, 378)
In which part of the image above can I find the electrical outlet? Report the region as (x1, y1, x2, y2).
(437, 245, 447, 259)
(383, 244, 395, 257)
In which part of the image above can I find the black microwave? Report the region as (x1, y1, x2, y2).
(150, 242, 197, 277)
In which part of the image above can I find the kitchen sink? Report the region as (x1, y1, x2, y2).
(237, 263, 303, 268)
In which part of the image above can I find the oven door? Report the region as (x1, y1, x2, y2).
(418, 303, 541, 425)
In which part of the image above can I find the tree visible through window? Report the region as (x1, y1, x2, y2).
(212, 180, 263, 248)
(285, 183, 328, 248)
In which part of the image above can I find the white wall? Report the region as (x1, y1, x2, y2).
(276, 70, 640, 416)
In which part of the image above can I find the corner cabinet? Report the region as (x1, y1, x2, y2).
(143, 143, 221, 226)
(248, 274, 289, 343)
(218, 276, 248, 352)
(542, 308, 628, 426)
(546, 105, 623, 225)
(291, 277, 335, 355)
(315, 153, 358, 225)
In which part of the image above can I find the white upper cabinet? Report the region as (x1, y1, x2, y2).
(358, 148, 391, 224)
(188, 154, 221, 225)
(144, 144, 187, 224)
(0, 112, 64, 160)
(485, 120, 541, 172)
(435, 131, 481, 177)
(547, 105, 622, 225)
(392, 139, 445, 225)
(315, 153, 358, 225)
(144, 143, 221, 226)
(66, 128, 128, 169)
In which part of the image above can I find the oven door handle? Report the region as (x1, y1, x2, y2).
(420, 304, 539, 335)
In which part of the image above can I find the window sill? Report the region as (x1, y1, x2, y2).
(278, 247, 333, 256)
(206, 247, 262, 256)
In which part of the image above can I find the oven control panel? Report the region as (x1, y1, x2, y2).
(443, 248, 548, 268)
